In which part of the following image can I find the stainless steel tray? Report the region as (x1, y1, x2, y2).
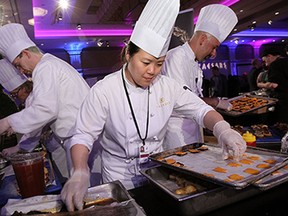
(149, 143, 288, 189)
(140, 165, 261, 216)
(1, 181, 146, 216)
(253, 164, 288, 190)
(218, 95, 278, 116)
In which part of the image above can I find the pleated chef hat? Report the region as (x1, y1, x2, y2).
(0, 58, 27, 92)
(194, 4, 238, 43)
(0, 23, 36, 63)
(130, 0, 180, 58)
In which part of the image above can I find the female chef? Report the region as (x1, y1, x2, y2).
(61, 0, 246, 211)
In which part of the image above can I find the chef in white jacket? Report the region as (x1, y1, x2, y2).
(162, 4, 237, 149)
(61, 0, 246, 212)
(0, 58, 69, 182)
(0, 24, 90, 178)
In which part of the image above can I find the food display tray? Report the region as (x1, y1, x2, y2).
(149, 143, 288, 189)
(140, 165, 261, 216)
(218, 95, 278, 116)
(1, 181, 146, 216)
(253, 163, 288, 190)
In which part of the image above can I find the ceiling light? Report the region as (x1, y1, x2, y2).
(59, 0, 69, 9)
(106, 41, 110, 47)
(275, 12, 279, 16)
(268, 20, 272, 25)
(28, 18, 34, 26)
(33, 7, 48, 17)
(77, 24, 81, 30)
(97, 40, 103, 47)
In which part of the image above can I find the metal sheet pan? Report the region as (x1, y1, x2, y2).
(253, 163, 288, 190)
(149, 143, 288, 189)
(1, 181, 146, 216)
(217, 95, 278, 116)
(140, 165, 261, 216)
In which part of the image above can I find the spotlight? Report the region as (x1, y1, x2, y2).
(97, 40, 103, 47)
(248, 23, 256, 31)
(106, 41, 110, 47)
(268, 20, 272, 25)
(77, 24, 81, 30)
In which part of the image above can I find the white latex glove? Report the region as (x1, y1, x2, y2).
(216, 99, 232, 111)
(61, 168, 90, 212)
(2, 144, 20, 157)
(213, 120, 246, 161)
(0, 117, 10, 135)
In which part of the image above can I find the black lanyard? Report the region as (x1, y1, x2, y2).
(122, 68, 150, 146)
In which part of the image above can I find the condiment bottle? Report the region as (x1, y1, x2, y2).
(242, 131, 256, 147)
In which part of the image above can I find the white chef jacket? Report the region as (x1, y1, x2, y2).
(7, 54, 90, 140)
(161, 42, 204, 150)
(70, 65, 213, 189)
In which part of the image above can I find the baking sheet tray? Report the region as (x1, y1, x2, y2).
(149, 143, 288, 189)
(140, 165, 262, 216)
(218, 95, 278, 116)
(253, 164, 288, 190)
(1, 180, 146, 216)
(140, 165, 221, 201)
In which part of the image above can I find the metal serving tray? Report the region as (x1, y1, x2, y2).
(149, 143, 288, 189)
(218, 95, 278, 116)
(253, 163, 288, 190)
(140, 165, 261, 216)
(1, 181, 146, 216)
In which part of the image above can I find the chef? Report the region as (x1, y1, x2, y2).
(60, 0, 246, 212)
(0, 58, 26, 150)
(0, 23, 90, 180)
(162, 4, 238, 149)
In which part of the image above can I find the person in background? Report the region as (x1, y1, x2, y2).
(0, 23, 90, 180)
(161, 4, 236, 149)
(248, 58, 262, 92)
(0, 58, 26, 151)
(10, 79, 33, 110)
(261, 47, 288, 123)
(210, 66, 228, 97)
(60, 0, 246, 211)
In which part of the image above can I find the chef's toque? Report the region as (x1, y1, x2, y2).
(0, 23, 36, 63)
(130, 0, 180, 58)
(0, 58, 27, 92)
(194, 4, 238, 43)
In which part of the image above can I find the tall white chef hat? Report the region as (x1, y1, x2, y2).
(0, 23, 36, 63)
(130, 0, 180, 58)
(0, 58, 27, 92)
(194, 4, 238, 43)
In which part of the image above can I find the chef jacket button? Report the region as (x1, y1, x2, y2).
(150, 113, 154, 117)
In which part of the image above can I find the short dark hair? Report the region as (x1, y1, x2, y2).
(261, 47, 281, 57)
(121, 41, 140, 63)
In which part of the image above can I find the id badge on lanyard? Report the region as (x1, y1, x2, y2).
(139, 144, 150, 164)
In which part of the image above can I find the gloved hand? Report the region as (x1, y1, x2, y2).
(0, 117, 10, 135)
(2, 144, 20, 157)
(216, 99, 233, 111)
(213, 120, 246, 161)
(61, 168, 90, 212)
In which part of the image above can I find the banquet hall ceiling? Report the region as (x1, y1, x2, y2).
(1, 0, 288, 50)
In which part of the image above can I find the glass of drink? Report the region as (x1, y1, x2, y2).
(9, 152, 45, 198)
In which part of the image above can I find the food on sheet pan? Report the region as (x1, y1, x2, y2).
(244, 168, 260, 175)
(188, 148, 201, 153)
(175, 185, 197, 195)
(175, 151, 187, 156)
(264, 159, 277, 164)
(173, 162, 185, 167)
(229, 96, 269, 113)
(227, 162, 242, 167)
(213, 167, 227, 173)
(247, 155, 261, 160)
(198, 146, 208, 151)
(256, 163, 271, 169)
(271, 170, 282, 176)
(165, 158, 176, 165)
(228, 174, 244, 181)
(240, 159, 254, 165)
(203, 173, 215, 178)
